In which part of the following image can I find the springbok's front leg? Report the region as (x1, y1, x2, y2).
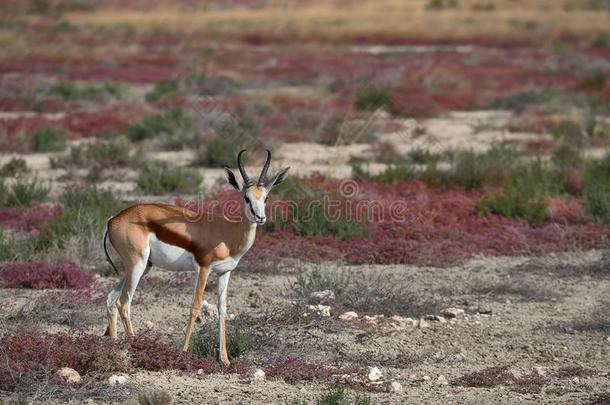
(217, 272, 231, 366)
(182, 266, 210, 352)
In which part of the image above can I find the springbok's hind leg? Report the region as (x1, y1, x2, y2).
(105, 277, 125, 339)
(116, 251, 150, 336)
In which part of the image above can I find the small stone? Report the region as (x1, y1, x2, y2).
(437, 375, 448, 385)
(418, 318, 430, 329)
(197, 369, 204, 375)
(533, 366, 549, 376)
(368, 366, 382, 382)
(422, 375, 431, 383)
(309, 290, 335, 304)
(339, 311, 359, 321)
(57, 367, 81, 384)
(390, 380, 402, 393)
(441, 308, 466, 319)
(108, 374, 128, 386)
(252, 368, 266, 381)
(306, 304, 331, 317)
(144, 321, 154, 329)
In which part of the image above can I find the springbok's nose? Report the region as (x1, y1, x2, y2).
(255, 214, 266, 222)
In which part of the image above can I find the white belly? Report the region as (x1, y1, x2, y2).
(148, 233, 198, 272)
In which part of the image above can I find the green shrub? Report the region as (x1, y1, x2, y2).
(490, 89, 559, 113)
(36, 187, 121, 251)
(448, 146, 520, 190)
(551, 142, 583, 169)
(0, 158, 29, 177)
(51, 136, 131, 169)
(31, 126, 67, 152)
(477, 185, 547, 224)
(203, 137, 236, 168)
(316, 388, 374, 405)
(354, 88, 392, 111)
(199, 112, 261, 167)
(145, 73, 205, 103)
(552, 120, 583, 146)
(475, 160, 559, 224)
(592, 32, 609, 48)
(191, 325, 250, 360)
(126, 109, 191, 142)
(581, 71, 606, 91)
(137, 163, 203, 195)
(0, 178, 49, 208)
(279, 200, 368, 240)
(426, 0, 459, 10)
(583, 153, 610, 223)
(0, 230, 35, 262)
(352, 164, 415, 183)
(46, 80, 124, 101)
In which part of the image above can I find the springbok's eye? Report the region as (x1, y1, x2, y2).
(244, 196, 251, 205)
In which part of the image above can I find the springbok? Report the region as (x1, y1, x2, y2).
(103, 149, 289, 365)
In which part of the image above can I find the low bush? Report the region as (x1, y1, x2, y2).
(126, 109, 191, 142)
(0, 261, 95, 289)
(0, 230, 36, 262)
(0, 177, 49, 208)
(447, 146, 519, 190)
(199, 112, 260, 167)
(0, 331, 220, 392)
(476, 159, 560, 224)
(426, 0, 459, 10)
(137, 163, 203, 195)
(0, 157, 29, 177)
(51, 136, 131, 169)
(31, 126, 67, 152)
(354, 88, 392, 111)
(490, 89, 559, 113)
(452, 365, 546, 394)
(46, 80, 124, 101)
(275, 199, 368, 240)
(265, 358, 333, 384)
(145, 73, 205, 103)
(36, 187, 121, 252)
(0, 205, 62, 231)
(583, 153, 610, 223)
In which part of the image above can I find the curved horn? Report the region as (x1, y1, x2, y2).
(237, 149, 252, 187)
(257, 149, 272, 186)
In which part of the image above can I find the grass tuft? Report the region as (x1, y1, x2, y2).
(31, 126, 67, 153)
(0, 177, 49, 208)
(191, 325, 250, 361)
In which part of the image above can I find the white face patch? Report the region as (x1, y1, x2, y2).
(244, 187, 268, 225)
(148, 233, 199, 272)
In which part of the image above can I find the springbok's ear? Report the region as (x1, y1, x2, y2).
(266, 167, 290, 190)
(224, 167, 242, 192)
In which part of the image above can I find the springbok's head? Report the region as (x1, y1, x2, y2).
(224, 149, 289, 225)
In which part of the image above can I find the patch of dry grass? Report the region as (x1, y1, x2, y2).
(63, 0, 609, 43)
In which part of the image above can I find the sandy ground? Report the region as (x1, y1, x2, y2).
(1, 251, 608, 404)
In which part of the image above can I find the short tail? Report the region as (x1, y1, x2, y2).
(103, 224, 120, 276)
